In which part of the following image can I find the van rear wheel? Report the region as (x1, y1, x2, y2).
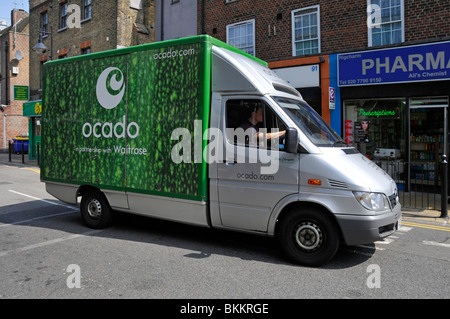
(80, 191, 114, 229)
(278, 208, 339, 267)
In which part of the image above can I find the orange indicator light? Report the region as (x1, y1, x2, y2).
(308, 179, 321, 186)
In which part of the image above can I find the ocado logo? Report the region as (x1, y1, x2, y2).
(83, 66, 139, 139)
(96, 67, 125, 109)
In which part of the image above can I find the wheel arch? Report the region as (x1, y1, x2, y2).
(271, 200, 343, 241)
(77, 184, 102, 198)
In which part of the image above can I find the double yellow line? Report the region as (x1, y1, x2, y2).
(402, 220, 450, 232)
(25, 168, 40, 174)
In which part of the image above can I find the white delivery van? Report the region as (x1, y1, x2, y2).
(41, 35, 401, 266)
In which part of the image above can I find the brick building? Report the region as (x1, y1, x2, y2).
(0, 9, 29, 150)
(25, 0, 156, 158)
(29, 0, 156, 101)
(199, 0, 450, 63)
(198, 0, 450, 195)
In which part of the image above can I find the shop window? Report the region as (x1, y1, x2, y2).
(35, 118, 41, 136)
(409, 97, 448, 188)
(344, 98, 407, 161)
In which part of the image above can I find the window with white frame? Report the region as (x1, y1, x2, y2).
(292, 6, 320, 56)
(368, 0, 404, 46)
(226, 19, 255, 56)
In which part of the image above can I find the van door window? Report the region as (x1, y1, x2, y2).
(225, 99, 287, 150)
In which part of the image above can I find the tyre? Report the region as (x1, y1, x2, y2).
(80, 190, 114, 229)
(278, 208, 340, 267)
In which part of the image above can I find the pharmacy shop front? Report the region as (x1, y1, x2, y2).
(338, 41, 450, 194)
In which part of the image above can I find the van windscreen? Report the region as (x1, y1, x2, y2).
(273, 96, 345, 147)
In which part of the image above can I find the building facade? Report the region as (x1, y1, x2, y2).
(198, 0, 450, 197)
(155, 0, 197, 41)
(27, 0, 156, 158)
(0, 9, 29, 150)
(29, 0, 156, 102)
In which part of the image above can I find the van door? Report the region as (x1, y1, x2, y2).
(216, 97, 299, 232)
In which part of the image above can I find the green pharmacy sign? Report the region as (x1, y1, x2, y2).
(358, 108, 397, 118)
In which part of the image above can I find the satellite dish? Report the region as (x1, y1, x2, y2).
(14, 50, 23, 61)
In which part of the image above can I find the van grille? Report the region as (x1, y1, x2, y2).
(328, 179, 348, 189)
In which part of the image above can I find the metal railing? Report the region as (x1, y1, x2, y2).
(373, 157, 448, 217)
(8, 140, 40, 166)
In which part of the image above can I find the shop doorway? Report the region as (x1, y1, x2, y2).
(406, 97, 448, 208)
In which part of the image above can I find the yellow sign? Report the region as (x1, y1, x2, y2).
(23, 100, 42, 117)
(35, 102, 42, 115)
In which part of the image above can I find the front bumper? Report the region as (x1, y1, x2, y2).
(335, 204, 401, 246)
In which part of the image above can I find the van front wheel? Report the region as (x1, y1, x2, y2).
(80, 191, 114, 229)
(278, 208, 339, 267)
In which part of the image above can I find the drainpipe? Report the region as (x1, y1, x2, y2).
(160, 0, 164, 41)
(201, 0, 206, 34)
(2, 111, 5, 150)
(4, 41, 9, 106)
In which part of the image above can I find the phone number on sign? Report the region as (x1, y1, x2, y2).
(340, 77, 382, 85)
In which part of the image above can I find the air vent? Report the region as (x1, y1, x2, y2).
(272, 83, 301, 97)
(342, 148, 359, 155)
(328, 179, 348, 189)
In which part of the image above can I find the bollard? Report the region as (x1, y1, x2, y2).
(441, 154, 448, 218)
(8, 140, 11, 162)
(37, 142, 40, 167)
(21, 140, 25, 163)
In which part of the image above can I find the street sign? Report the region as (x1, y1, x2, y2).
(13, 85, 29, 101)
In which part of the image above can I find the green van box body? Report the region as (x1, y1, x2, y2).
(41, 35, 265, 202)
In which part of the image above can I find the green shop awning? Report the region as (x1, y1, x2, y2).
(23, 100, 42, 117)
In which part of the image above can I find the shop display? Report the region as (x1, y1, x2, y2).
(410, 107, 445, 186)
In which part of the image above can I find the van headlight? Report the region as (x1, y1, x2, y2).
(353, 192, 390, 211)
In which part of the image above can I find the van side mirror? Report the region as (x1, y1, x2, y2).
(285, 127, 298, 154)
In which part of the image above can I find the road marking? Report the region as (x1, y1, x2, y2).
(0, 210, 76, 228)
(423, 241, 450, 248)
(357, 244, 385, 251)
(0, 229, 102, 257)
(401, 220, 450, 232)
(375, 237, 394, 245)
(23, 168, 40, 174)
(8, 190, 77, 211)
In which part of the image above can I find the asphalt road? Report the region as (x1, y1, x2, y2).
(0, 161, 449, 300)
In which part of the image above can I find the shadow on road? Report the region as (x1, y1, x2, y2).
(0, 199, 375, 269)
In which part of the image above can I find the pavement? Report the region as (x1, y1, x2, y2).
(1, 151, 449, 224)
